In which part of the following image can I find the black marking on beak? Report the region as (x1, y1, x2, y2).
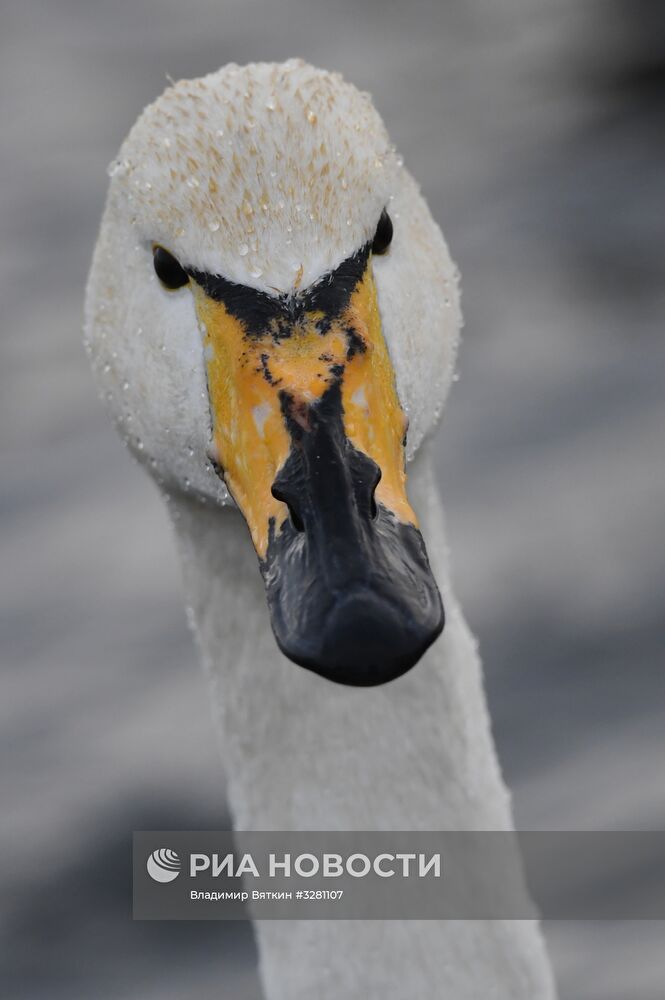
(188, 245, 372, 339)
(261, 381, 444, 686)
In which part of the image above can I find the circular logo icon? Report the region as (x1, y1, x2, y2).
(146, 848, 181, 883)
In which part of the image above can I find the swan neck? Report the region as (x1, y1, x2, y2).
(167, 453, 557, 999)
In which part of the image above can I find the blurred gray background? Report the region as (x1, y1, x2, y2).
(1, 0, 664, 997)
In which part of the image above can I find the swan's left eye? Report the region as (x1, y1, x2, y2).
(153, 246, 189, 289)
(372, 210, 393, 255)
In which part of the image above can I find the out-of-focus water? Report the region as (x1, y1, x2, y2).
(1, 0, 664, 997)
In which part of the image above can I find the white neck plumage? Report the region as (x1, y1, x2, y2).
(170, 443, 557, 1000)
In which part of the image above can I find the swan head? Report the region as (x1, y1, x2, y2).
(85, 60, 461, 686)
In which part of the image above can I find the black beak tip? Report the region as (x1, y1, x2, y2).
(262, 387, 446, 686)
(274, 592, 445, 687)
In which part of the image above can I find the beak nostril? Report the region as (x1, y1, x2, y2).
(369, 463, 381, 521)
(271, 484, 305, 533)
(289, 507, 305, 533)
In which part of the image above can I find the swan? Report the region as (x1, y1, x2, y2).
(85, 60, 557, 999)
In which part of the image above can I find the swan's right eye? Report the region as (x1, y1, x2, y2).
(372, 210, 393, 255)
(153, 246, 189, 290)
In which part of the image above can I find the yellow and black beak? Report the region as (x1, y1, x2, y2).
(191, 245, 443, 686)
